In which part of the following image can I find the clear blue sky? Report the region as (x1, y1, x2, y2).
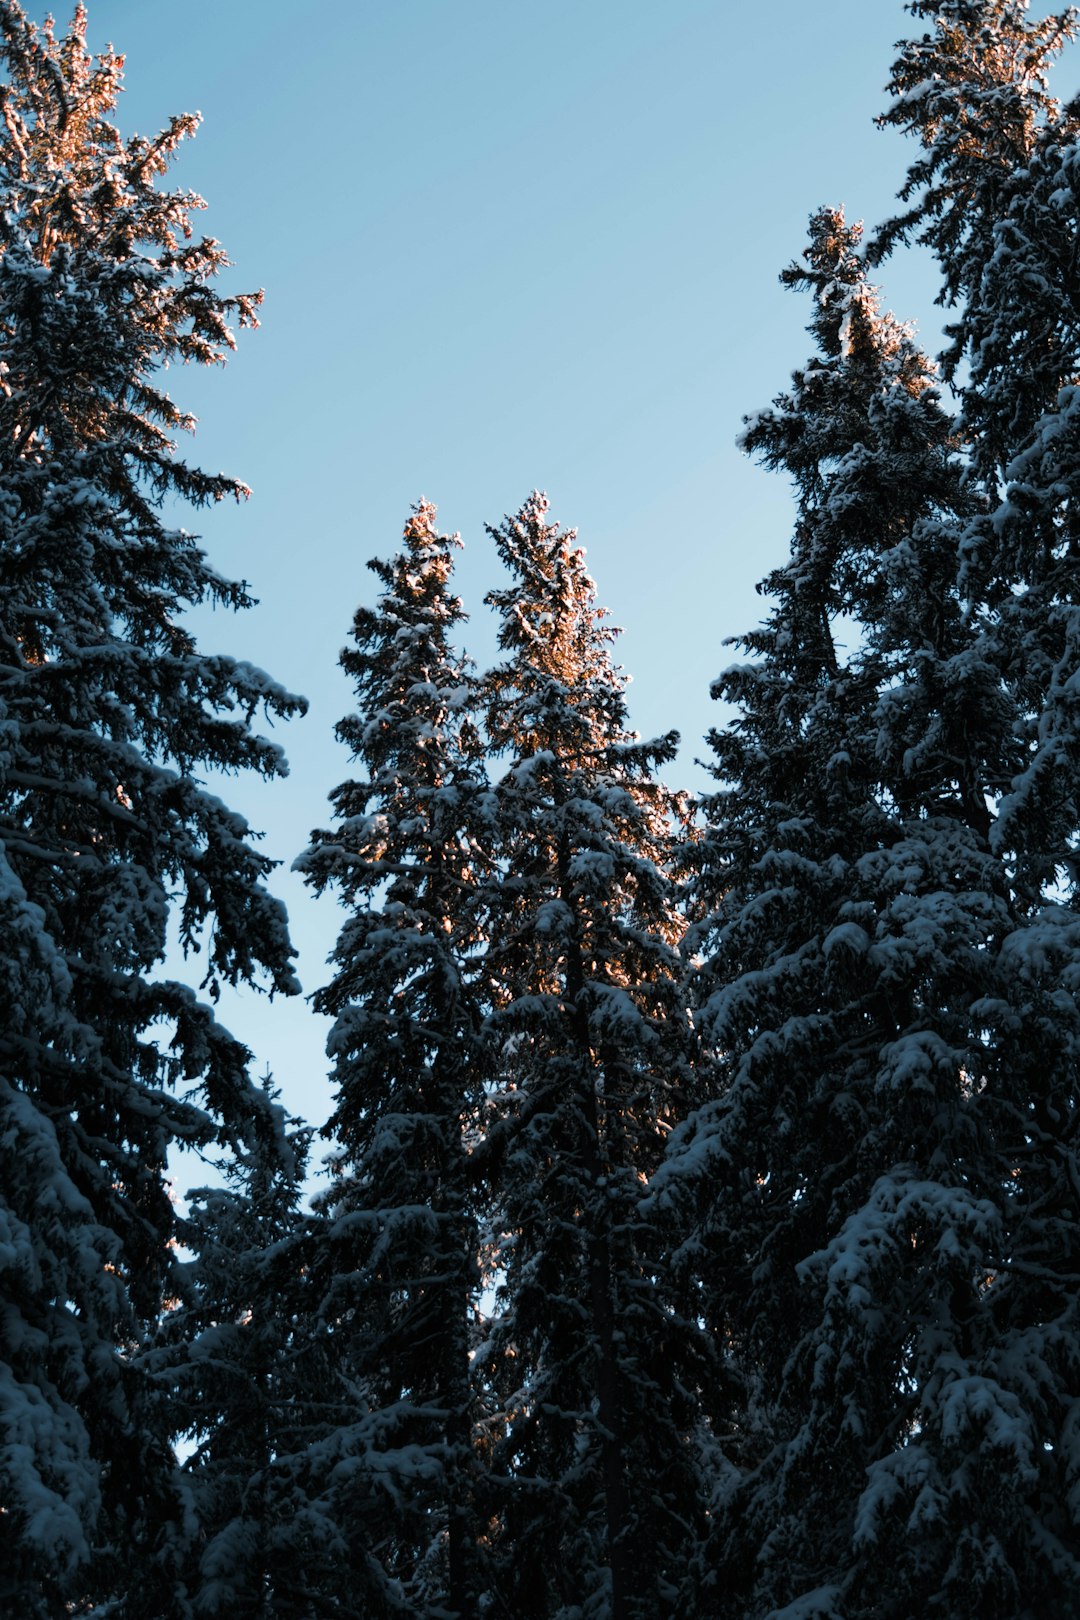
(66, 2, 1077, 1169)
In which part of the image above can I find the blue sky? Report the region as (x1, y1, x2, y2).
(67, 1, 1077, 1163)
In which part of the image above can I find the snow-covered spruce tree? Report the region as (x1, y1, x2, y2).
(476, 493, 710, 1620)
(0, 6, 304, 1611)
(873, 0, 1077, 401)
(877, 0, 1080, 923)
(653, 209, 1080, 1618)
(756, 7, 1080, 1611)
(147, 1081, 355, 1620)
(296, 500, 492, 1618)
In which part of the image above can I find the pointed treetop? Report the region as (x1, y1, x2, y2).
(781, 208, 887, 364)
(486, 490, 617, 686)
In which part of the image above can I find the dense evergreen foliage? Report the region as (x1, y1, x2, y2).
(662, 201, 1080, 1619)
(5, 1, 1080, 1616)
(297, 500, 492, 1616)
(475, 494, 708, 1619)
(150, 1085, 336, 1619)
(0, 4, 303, 1611)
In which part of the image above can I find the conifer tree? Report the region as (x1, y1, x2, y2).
(658, 210, 1080, 1617)
(877, 0, 1080, 908)
(873, 0, 1077, 400)
(297, 500, 491, 1617)
(149, 1084, 343, 1620)
(0, 6, 304, 1609)
(477, 493, 709, 1620)
(778, 5, 1080, 1608)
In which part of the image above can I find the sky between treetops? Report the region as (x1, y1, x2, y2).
(70, 0, 1080, 1161)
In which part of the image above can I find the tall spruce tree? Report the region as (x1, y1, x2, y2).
(0, 6, 304, 1611)
(876, 0, 1080, 906)
(802, 4, 1080, 1611)
(297, 500, 491, 1617)
(656, 209, 1080, 1617)
(476, 493, 710, 1620)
